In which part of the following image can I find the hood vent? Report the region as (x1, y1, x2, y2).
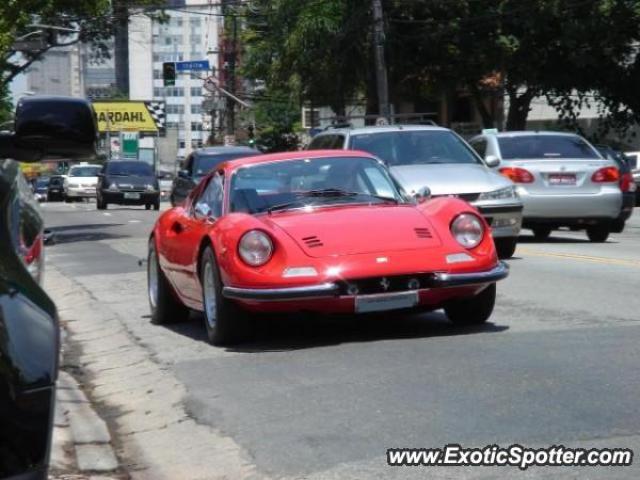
(414, 227, 432, 239)
(302, 235, 324, 248)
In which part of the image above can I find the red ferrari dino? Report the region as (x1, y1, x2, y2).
(147, 150, 508, 345)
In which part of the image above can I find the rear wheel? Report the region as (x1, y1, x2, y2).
(145, 204, 151, 210)
(148, 239, 189, 324)
(153, 199, 160, 211)
(200, 246, 251, 345)
(445, 283, 496, 326)
(586, 224, 610, 243)
(532, 227, 552, 241)
(97, 197, 107, 210)
(495, 237, 517, 259)
(610, 219, 625, 234)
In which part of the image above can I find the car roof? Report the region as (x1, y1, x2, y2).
(69, 163, 101, 168)
(487, 131, 583, 138)
(194, 146, 260, 156)
(221, 149, 376, 172)
(316, 124, 449, 136)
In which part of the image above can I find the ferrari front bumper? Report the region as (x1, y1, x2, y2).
(222, 262, 509, 302)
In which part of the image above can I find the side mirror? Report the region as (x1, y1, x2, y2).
(5, 96, 98, 162)
(194, 202, 212, 220)
(484, 155, 500, 168)
(414, 186, 431, 204)
(178, 169, 190, 179)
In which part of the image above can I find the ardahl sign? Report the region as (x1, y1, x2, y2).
(92, 101, 165, 133)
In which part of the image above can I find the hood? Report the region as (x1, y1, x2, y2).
(263, 205, 441, 258)
(391, 164, 512, 195)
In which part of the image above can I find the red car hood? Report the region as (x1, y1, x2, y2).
(262, 205, 442, 258)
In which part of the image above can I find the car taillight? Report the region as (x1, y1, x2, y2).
(620, 172, 636, 192)
(591, 166, 619, 183)
(20, 233, 44, 283)
(499, 167, 534, 183)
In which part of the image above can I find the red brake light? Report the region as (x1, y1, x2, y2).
(591, 166, 619, 183)
(499, 167, 534, 183)
(621, 172, 636, 192)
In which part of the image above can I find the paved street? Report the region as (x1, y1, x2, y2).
(42, 200, 640, 480)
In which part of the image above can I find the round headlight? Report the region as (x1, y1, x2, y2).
(451, 213, 485, 249)
(238, 230, 274, 266)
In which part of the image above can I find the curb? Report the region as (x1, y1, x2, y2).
(50, 371, 121, 479)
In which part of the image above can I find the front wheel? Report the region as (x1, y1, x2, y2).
(445, 283, 496, 326)
(97, 197, 107, 210)
(532, 227, 552, 241)
(495, 237, 517, 259)
(586, 224, 610, 243)
(148, 239, 189, 324)
(153, 199, 160, 211)
(200, 246, 251, 346)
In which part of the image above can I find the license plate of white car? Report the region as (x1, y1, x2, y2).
(355, 291, 419, 313)
(548, 173, 576, 185)
(124, 192, 140, 199)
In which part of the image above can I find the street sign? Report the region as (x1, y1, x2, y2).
(175, 60, 210, 72)
(121, 132, 139, 160)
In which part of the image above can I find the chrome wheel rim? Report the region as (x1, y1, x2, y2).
(203, 260, 217, 328)
(148, 247, 158, 309)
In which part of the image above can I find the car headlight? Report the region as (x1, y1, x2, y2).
(107, 183, 119, 191)
(451, 213, 485, 249)
(145, 184, 156, 192)
(238, 230, 274, 266)
(477, 186, 517, 201)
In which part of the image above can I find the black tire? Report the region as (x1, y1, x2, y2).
(610, 219, 625, 234)
(586, 224, 610, 243)
(153, 199, 160, 211)
(97, 197, 107, 210)
(148, 239, 189, 325)
(495, 237, 517, 259)
(145, 204, 151, 210)
(532, 227, 552, 241)
(445, 283, 496, 326)
(64, 196, 71, 203)
(200, 246, 251, 345)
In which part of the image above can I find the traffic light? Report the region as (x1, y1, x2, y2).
(163, 62, 176, 87)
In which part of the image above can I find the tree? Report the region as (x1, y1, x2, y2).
(0, 0, 162, 89)
(0, 82, 12, 126)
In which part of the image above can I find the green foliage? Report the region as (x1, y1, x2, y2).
(0, 82, 12, 125)
(250, 88, 301, 152)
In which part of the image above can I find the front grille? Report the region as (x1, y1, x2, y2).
(302, 235, 323, 248)
(414, 227, 432, 239)
(337, 273, 437, 295)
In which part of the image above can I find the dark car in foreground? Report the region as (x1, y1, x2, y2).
(97, 160, 160, 210)
(595, 145, 636, 233)
(170, 146, 261, 206)
(0, 95, 97, 480)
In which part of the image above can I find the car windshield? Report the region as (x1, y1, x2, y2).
(229, 156, 402, 214)
(69, 166, 101, 177)
(348, 130, 481, 166)
(35, 178, 49, 187)
(498, 135, 600, 160)
(194, 151, 260, 178)
(49, 177, 63, 186)
(106, 161, 153, 177)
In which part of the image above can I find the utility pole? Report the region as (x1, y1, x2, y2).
(222, 0, 238, 142)
(371, 0, 390, 121)
(182, 13, 193, 156)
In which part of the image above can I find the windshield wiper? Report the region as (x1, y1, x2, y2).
(267, 189, 398, 214)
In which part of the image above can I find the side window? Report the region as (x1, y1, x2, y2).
(197, 173, 224, 218)
(308, 135, 327, 150)
(470, 138, 487, 158)
(330, 135, 345, 149)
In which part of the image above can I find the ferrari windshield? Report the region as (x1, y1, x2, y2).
(229, 156, 403, 214)
(349, 130, 481, 166)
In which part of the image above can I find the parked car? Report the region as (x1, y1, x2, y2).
(96, 160, 160, 210)
(147, 150, 509, 346)
(469, 131, 622, 242)
(32, 176, 50, 202)
(63, 163, 102, 202)
(594, 144, 636, 233)
(308, 125, 523, 258)
(170, 146, 262, 206)
(0, 95, 97, 480)
(625, 151, 640, 205)
(47, 175, 65, 201)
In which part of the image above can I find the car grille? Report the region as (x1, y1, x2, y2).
(337, 273, 438, 296)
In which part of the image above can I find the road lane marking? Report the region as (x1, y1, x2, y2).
(103, 212, 112, 216)
(518, 247, 640, 268)
(128, 220, 141, 223)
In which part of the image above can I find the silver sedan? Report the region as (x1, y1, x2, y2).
(469, 131, 623, 242)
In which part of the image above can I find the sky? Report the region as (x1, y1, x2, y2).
(10, 74, 28, 105)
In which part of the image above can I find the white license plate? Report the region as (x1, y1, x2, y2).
(548, 174, 576, 185)
(355, 291, 419, 313)
(124, 192, 141, 199)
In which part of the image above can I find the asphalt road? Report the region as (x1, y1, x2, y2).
(42, 200, 640, 479)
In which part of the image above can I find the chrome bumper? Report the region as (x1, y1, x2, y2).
(222, 262, 509, 302)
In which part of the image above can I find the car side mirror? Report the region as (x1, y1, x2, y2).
(0, 96, 98, 162)
(414, 186, 431, 204)
(194, 202, 213, 220)
(178, 169, 189, 179)
(485, 155, 500, 168)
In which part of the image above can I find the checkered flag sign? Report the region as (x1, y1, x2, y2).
(145, 101, 165, 132)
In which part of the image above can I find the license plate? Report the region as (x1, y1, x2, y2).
(548, 173, 576, 185)
(124, 192, 141, 199)
(50, 189, 59, 192)
(355, 291, 419, 313)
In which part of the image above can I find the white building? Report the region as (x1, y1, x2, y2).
(128, 1, 221, 159)
(27, 45, 84, 97)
